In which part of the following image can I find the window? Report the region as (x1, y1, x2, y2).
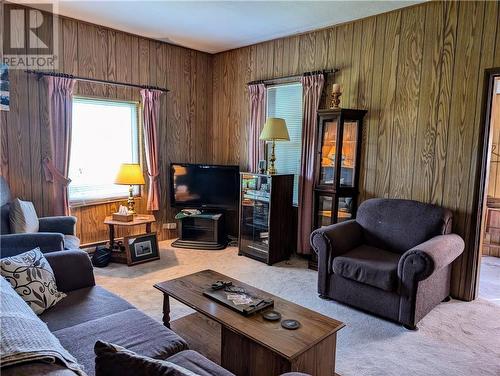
(69, 98, 140, 205)
(266, 82, 303, 205)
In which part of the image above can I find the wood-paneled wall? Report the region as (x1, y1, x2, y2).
(211, 1, 500, 300)
(1, 3, 213, 244)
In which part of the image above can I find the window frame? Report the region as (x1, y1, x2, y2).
(264, 80, 304, 207)
(68, 95, 143, 208)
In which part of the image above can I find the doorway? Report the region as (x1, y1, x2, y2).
(478, 72, 500, 305)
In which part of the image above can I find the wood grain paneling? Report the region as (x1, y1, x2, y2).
(2, 5, 213, 245)
(210, 1, 500, 300)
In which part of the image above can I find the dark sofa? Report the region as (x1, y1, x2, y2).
(310, 198, 465, 329)
(1, 249, 233, 376)
(0, 176, 80, 256)
(1, 249, 308, 376)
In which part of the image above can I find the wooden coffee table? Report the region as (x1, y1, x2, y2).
(154, 269, 344, 376)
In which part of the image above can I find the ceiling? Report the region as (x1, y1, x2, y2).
(26, 0, 423, 54)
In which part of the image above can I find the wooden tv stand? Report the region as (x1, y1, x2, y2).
(172, 212, 227, 250)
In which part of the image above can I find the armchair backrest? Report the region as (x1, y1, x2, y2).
(0, 176, 12, 234)
(356, 198, 452, 254)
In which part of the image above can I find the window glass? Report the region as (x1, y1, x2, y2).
(266, 82, 303, 205)
(69, 98, 139, 205)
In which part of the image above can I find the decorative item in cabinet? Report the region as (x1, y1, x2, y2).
(309, 108, 367, 270)
(239, 173, 294, 265)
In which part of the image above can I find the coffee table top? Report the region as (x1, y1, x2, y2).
(154, 269, 344, 360)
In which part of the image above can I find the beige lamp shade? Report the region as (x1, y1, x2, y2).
(114, 163, 146, 185)
(259, 118, 290, 141)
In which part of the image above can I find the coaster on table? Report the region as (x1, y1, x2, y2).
(281, 319, 301, 330)
(262, 310, 281, 321)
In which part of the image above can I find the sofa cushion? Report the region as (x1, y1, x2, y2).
(0, 277, 84, 375)
(40, 286, 133, 331)
(1, 361, 78, 376)
(94, 341, 198, 376)
(9, 198, 39, 233)
(1, 248, 66, 314)
(63, 235, 80, 250)
(356, 198, 453, 254)
(53, 308, 188, 375)
(332, 245, 400, 291)
(167, 350, 235, 376)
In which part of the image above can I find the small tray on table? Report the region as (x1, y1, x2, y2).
(203, 286, 274, 316)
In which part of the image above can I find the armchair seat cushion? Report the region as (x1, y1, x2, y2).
(64, 235, 80, 250)
(332, 245, 400, 292)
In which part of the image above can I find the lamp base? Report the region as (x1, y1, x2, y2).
(267, 140, 277, 175)
(267, 166, 277, 175)
(127, 185, 136, 215)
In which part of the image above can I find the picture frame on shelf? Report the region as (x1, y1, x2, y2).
(124, 232, 160, 266)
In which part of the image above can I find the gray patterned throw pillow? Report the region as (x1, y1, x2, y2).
(9, 198, 39, 233)
(0, 248, 66, 314)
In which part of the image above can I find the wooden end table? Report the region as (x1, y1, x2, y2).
(154, 269, 344, 376)
(104, 214, 156, 264)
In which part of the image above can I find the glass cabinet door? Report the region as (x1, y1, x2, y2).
(316, 194, 333, 227)
(319, 119, 338, 186)
(337, 196, 355, 223)
(240, 174, 271, 259)
(340, 121, 359, 187)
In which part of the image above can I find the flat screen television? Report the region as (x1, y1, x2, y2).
(170, 163, 239, 209)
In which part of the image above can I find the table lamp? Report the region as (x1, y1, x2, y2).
(114, 163, 145, 214)
(259, 118, 290, 175)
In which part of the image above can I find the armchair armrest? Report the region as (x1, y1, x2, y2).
(398, 234, 464, 290)
(310, 220, 363, 274)
(38, 216, 77, 235)
(45, 250, 95, 292)
(0, 232, 64, 257)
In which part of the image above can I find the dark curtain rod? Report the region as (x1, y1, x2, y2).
(25, 70, 169, 93)
(247, 68, 338, 86)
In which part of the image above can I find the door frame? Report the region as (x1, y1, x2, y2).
(470, 68, 500, 299)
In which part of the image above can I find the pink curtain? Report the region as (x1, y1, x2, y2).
(141, 89, 162, 211)
(297, 74, 324, 254)
(43, 76, 76, 216)
(248, 83, 266, 172)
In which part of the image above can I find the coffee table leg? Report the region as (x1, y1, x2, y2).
(162, 294, 171, 328)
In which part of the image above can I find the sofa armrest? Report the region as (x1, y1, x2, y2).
(45, 250, 95, 292)
(398, 234, 464, 290)
(310, 220, 363, 274)
(0, 232, 64, 257)
(38, 216, 77, 235)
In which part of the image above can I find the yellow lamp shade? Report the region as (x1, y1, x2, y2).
(259, 118, 290, 141)
(114, 163, 146, 185)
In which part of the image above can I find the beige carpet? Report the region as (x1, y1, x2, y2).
(94, 241, 500, 376)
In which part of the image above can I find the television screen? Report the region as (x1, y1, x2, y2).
(170, 163, 239, 209)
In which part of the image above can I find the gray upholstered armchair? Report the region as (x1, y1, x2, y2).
(310, 198, 464, 330)
(0, 176, 80, 257)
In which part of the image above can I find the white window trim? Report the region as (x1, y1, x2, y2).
(68, 96, 143, 208)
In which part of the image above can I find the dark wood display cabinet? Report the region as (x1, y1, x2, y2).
(309, 108, 367, 270)
(239, 173, 294, 265)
